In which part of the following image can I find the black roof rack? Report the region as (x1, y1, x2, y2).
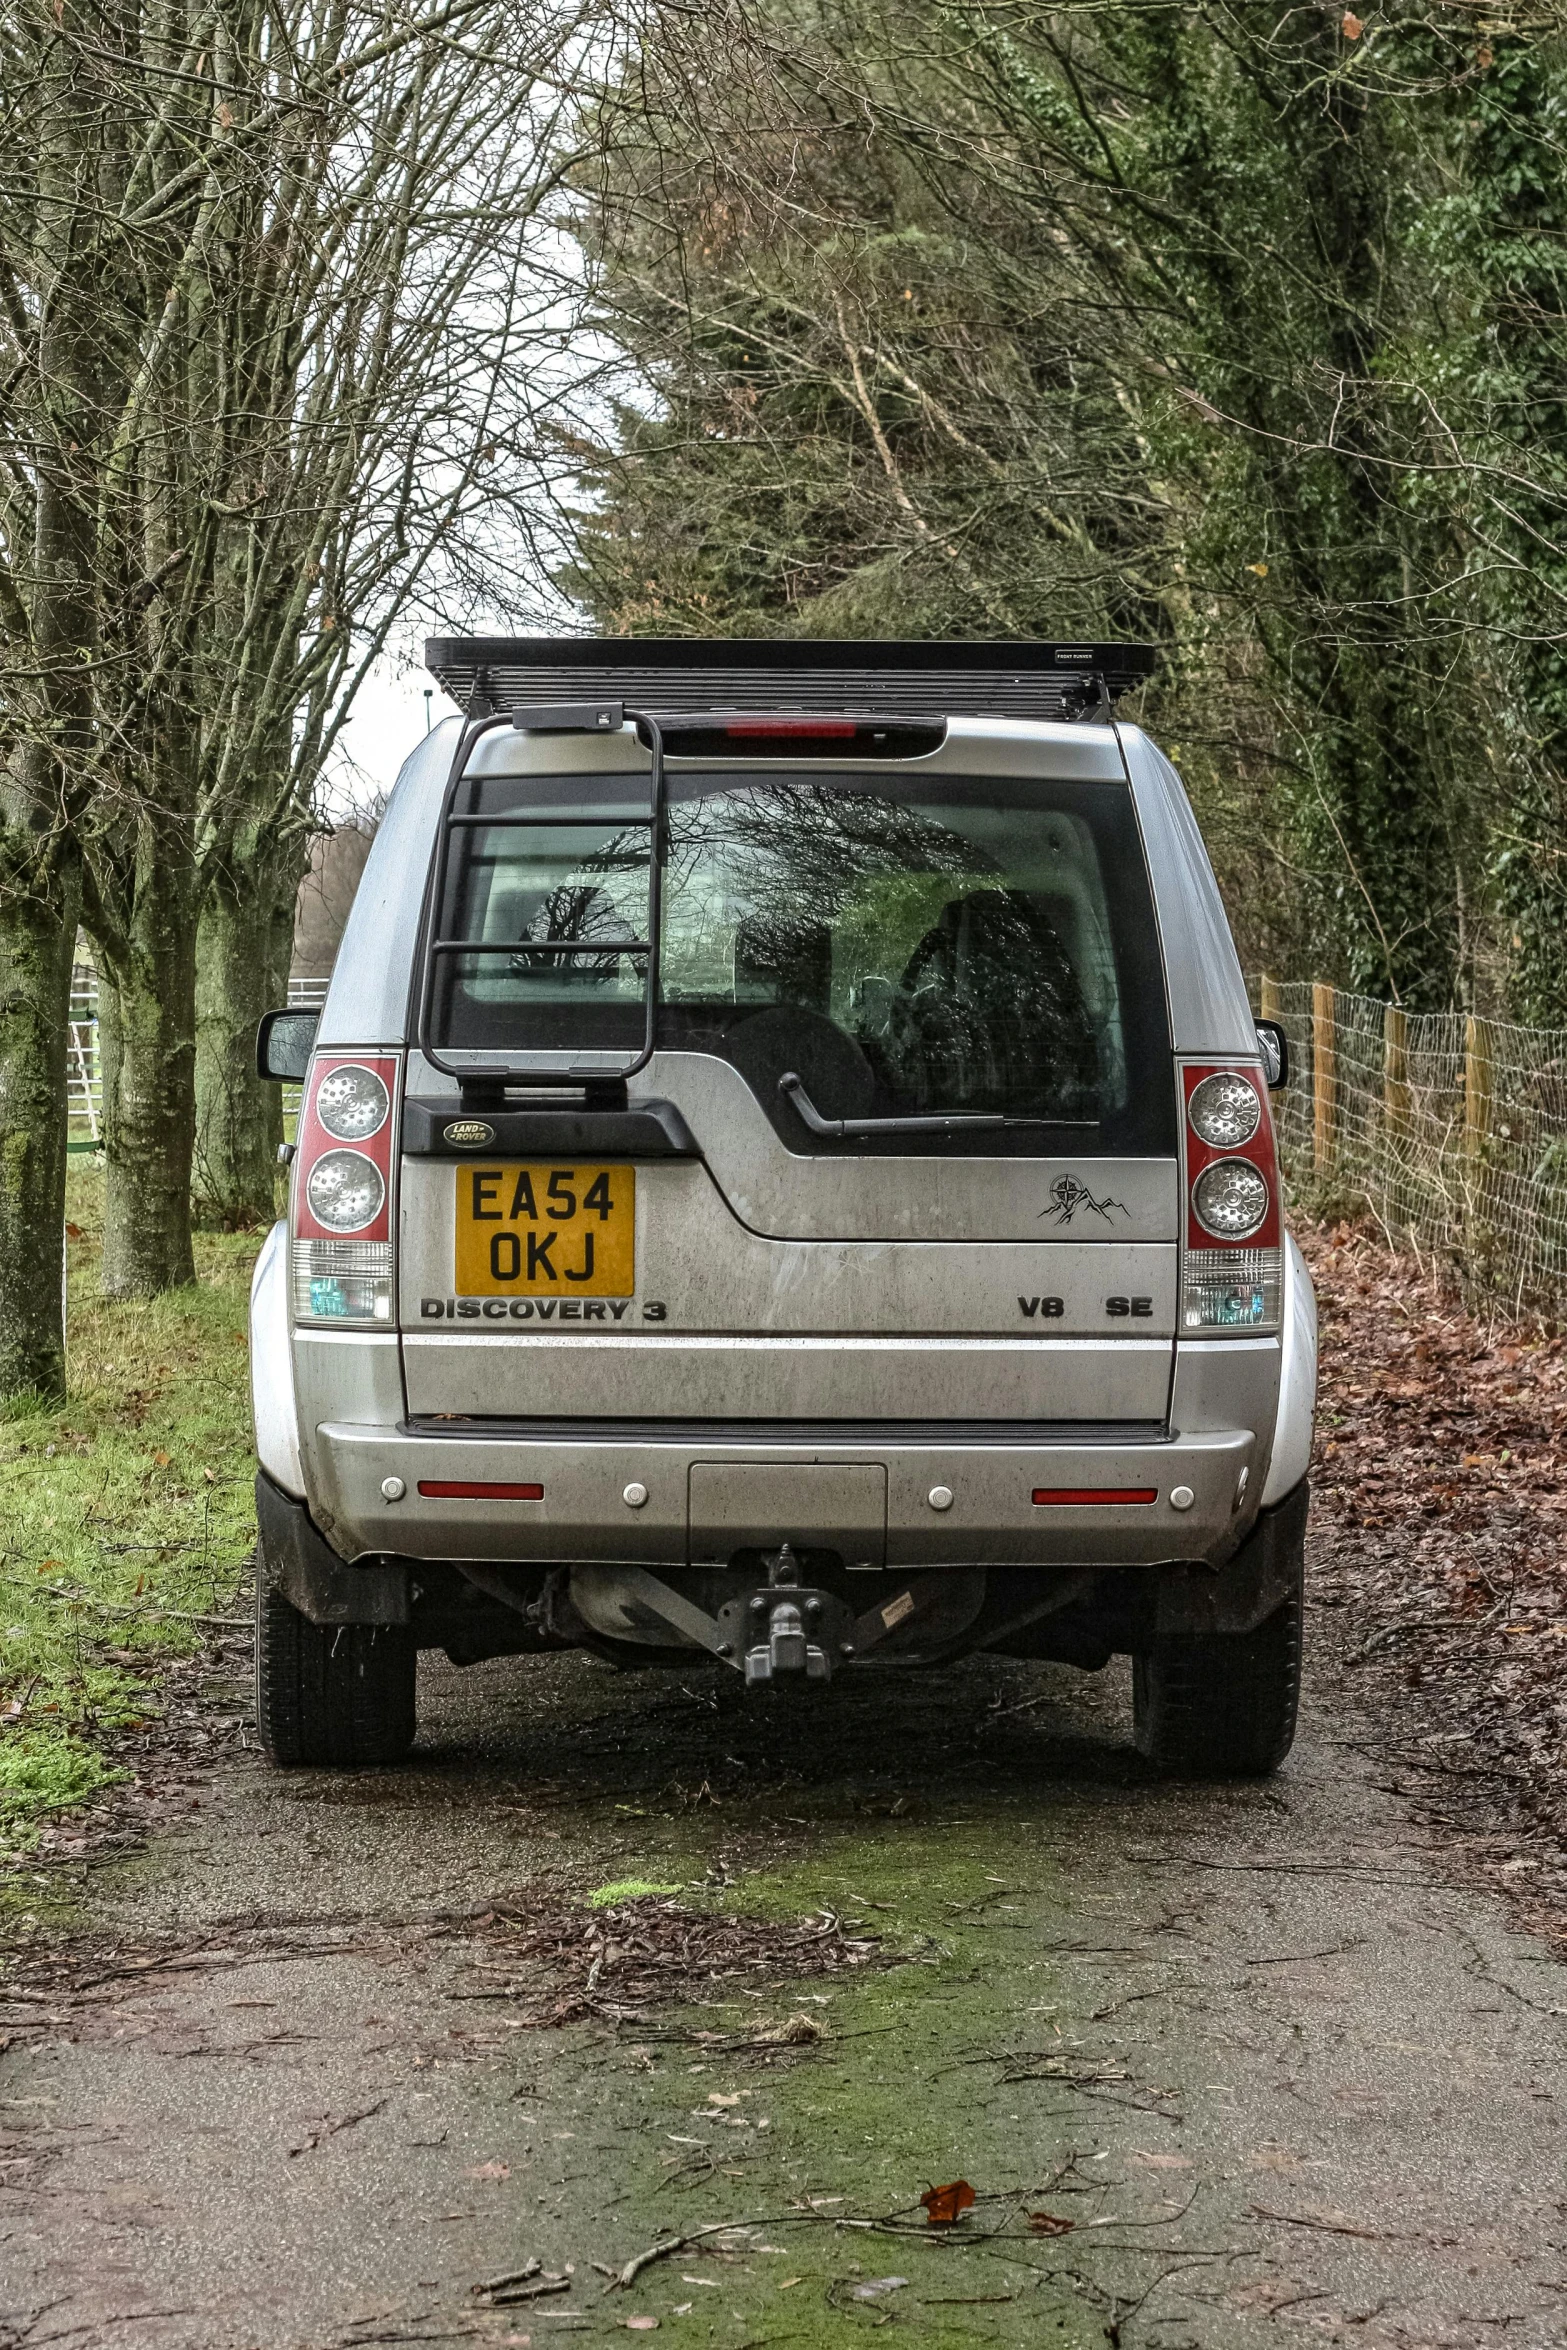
(423, 637, 1156, 726)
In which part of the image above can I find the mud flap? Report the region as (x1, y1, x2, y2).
(1154, 1479, 1308, 1640)
(256, 1472, 410, 1627)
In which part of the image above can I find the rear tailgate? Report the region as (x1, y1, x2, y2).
(402, 728, 1179, 1427)
(398, 1129, 1177, 1422)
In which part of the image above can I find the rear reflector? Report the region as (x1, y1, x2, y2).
(417, 1479, 543, 1501)
(1032, 1486, 1158, 1506)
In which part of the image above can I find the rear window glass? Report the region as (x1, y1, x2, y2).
(427, 768, 1174, 1155)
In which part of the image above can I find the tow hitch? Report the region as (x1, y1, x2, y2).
(597, 1549, 936, 1685)
(724, 1545, 849, 1685)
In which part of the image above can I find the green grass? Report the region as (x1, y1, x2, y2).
(0, 1168, 263, 1855)
(587, 1877, 683, 1906)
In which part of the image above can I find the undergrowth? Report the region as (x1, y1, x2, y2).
(0, 1168, 262, 1855)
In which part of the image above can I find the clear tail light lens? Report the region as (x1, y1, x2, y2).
(1187, 1070, 1261, 1149)
(306, 1148, 386, 1231)
(1192, 1157, 1269, 1238)
(315, 1063, 390, 1142)
(1183, 1247, 1282, 1330)
(292, 1054, 398, 1324)
(1181, 1063, 1281, 1332)
(292, 1239, 395, 1322)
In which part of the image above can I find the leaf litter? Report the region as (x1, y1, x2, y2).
(1302, 1223, 1567, 1943)
(452, 1892, 881, 2026)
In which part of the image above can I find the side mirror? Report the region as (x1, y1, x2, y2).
(256, 1008, 320, 1082)
(1255, 1019, 1288, 1090)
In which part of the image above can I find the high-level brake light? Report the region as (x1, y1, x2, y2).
(725, 718, 858, 739)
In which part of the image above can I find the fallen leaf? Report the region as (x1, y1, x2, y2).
(1247, 560, 1269, 578)
(1342, 9, 1363, 34)
(1132, 2151, 1194, 2170)
(64, 1222, 83, 1239)
(851, 2277, 908, 2300)
(152, 1450, 171, 1469)
(706, 2092, 743, 2107)
(920, 2180, 976, 2226)
(625, 2322, 659, 2333)
(468, 2161, 510, 2180)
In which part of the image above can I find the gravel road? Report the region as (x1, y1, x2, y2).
(3, 1589, 1566, 2350)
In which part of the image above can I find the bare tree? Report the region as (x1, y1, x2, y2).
(1, 0, 601, 1382)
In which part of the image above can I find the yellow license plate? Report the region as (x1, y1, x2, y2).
(453, 1164, 636, 1297)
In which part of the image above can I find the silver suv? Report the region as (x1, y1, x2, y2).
(251, 639, 1315, 1777)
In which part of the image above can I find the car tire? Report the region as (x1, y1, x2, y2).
(255, 1573, 417, 1767)
(1132, 1561, 1303, 1779)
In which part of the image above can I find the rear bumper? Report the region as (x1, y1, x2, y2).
(307, 1419, 1259, 1571)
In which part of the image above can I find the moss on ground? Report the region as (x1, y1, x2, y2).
(0, 1168, 262, 1853)
(558, 1820, 1133, 2344)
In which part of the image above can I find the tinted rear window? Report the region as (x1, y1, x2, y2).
(428, 767, 1174, 1155)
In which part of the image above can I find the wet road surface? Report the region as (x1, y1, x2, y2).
(3, 1608, 1566, 2350)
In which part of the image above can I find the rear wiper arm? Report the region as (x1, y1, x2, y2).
(779, 1071, 1092, 1138)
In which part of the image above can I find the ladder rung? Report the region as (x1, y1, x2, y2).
(445, 811, 653, 828)
(429, 937, 650, 957)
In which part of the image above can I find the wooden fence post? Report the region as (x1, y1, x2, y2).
(1383, 1002, 1409, 1141)
(1312, 982, 1336, 1172)
(1260, 972, 1282, 1024)
(1464, 1015, 1494, 1164)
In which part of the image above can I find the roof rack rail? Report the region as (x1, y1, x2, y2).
(424, 637, 1156, 727)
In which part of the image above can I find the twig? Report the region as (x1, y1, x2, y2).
(472, 2263, 540, 2295)
(611, 2220, 759, 2290)
(288, 2099, 386, 2158)
(1247, 2204, 1414, 2242)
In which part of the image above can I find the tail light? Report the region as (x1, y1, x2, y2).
(1180, 1063, 1282, 1332)
(291, 1054, 398, 1324)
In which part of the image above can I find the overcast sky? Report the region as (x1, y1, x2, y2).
(322, 639, 464, 819)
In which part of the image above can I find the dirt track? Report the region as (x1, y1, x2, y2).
(5, 1582, 1567, 2350)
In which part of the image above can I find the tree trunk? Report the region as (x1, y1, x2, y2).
(0, 0, 103, 1402)
(193, 847, 299, 1229)
(0, 877, 79, 1401)
(97, 853, 199, 1297)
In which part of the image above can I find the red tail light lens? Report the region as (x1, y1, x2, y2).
(1181, 1062, 1282, 1331)
(292, 1054, 398, 1323)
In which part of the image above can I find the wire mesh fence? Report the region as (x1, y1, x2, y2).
(1256, 978, 1567, 1315)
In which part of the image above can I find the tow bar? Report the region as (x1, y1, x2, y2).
(604, 1547, 934, 1685)
(729, 1545, 844, 1685)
